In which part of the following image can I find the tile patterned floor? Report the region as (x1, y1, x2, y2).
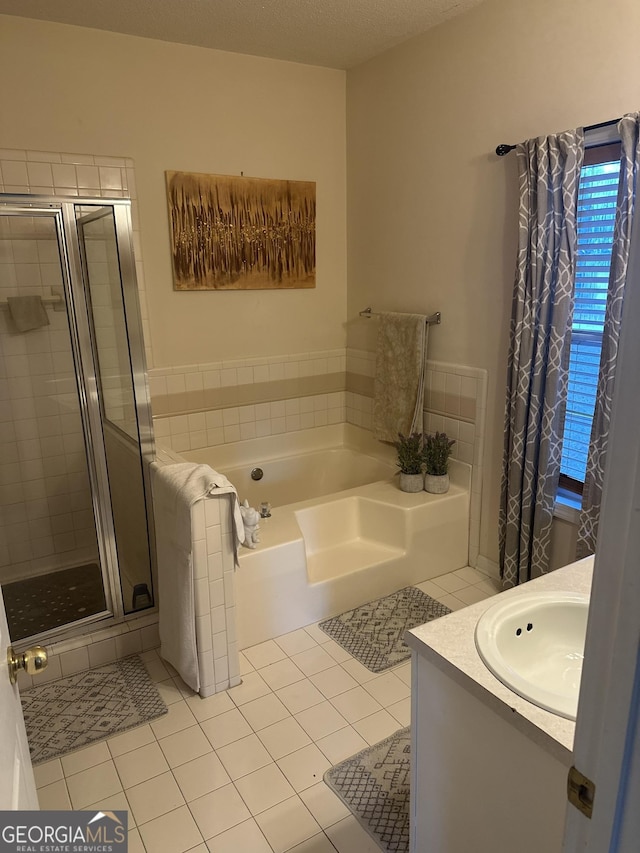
(33, 567, 500, 853)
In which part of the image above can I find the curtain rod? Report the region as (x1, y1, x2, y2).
(495, 118, 620, 157)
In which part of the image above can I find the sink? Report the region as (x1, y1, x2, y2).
(474, 591, 589, 720)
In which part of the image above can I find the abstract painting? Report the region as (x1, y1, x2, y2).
(165, 171, 316, 290)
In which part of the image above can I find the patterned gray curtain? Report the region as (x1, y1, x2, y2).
(500, 131, 584, 588)
(577, 113, 640, 557)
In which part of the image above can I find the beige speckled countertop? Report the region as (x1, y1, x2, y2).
(406, 556, 594, 764)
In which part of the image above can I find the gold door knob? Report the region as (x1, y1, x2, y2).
(7, 645, 48, 684)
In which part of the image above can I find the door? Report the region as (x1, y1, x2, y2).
(562, 155, 640, 851)
(0, 584, 38, 809)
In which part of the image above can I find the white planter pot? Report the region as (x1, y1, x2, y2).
(424, 473, 450, 494)
(399, 472, 424, 493)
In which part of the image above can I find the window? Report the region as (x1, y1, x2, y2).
(560, 141, 621, 493)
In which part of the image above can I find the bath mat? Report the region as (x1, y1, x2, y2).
(319, 586, 450, 672)
(3, 563, 107, 641)
(325, 727, 410, 853)
(21, 655, 168, 765)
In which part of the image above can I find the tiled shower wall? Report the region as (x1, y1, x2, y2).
(0, 217, 97, 583)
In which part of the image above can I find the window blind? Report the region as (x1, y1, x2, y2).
(560, 159, 620, 483)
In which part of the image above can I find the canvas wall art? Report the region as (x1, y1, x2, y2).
(165, 171, 316, 290)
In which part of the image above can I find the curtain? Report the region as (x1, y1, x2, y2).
(577, 113, 640, 558)
(500, 131, 584, 588)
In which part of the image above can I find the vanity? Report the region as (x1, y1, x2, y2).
(406, 557, 593, 853)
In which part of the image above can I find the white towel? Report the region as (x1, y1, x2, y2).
(373, 312, 427, 443)
(7, 295, 50, 332)
(150, 461, 244, 692)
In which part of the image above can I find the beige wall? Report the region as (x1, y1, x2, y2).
(346, 0, 640, 564)
(0, 15, 347, 368)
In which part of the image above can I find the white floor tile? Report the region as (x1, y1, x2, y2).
(66, 760, 122, 809)
(150, 701, 197, 739)
(189, 782, 251, 840)
(432, 572, 468, 593)
(315, 727, 368, 765)
(415, 579, 450, 601)
(299, 782, 350, 829)
(156, 678, 190, 706)
(295, 701, 348, 741)
(320, 639, 352, 664)
(455, 585, 491, 605)
(85, 791, 135, 828)
(243, 639, 288, 669)
(257, 716, 312, 760)
(394, 662, 412, 686)
(238, 652, 254, 675)
(259, 658, 306, 690)
(126, 771, 185, 825)
(325, 815, 383, 852)
(274, 628, 318, 656)
(330, 686, 382, 723)
(276, 679, 326, 714)
(287, 833, 340, 853)
(159, 724, 213, 768)
(309, 666, 359, 699)
(36, 779, 71, 810)
(205, 818, 272, 853)
(291, 646, 337, 676)
(107, 723, 155, 758)
(216, 733, 273, 780)
(144, 657, 171, 682)
(172, 752, 231, 802)
(127, 828, 145, 853)
(352, 710, 401, 745)
(339, 659, 378, 684)
(387, 697, 411, 727)
(238, 692, 291, 731)
(227, 670, 271, 705)
(61, 741, 111, 777)
(138, 805, 203, 853)
(234, 762, 296, 814)
(277, 744, 331, 792)
(186, 690, 235, 722)
(363, 672, 410, 706)
(452, 565, 487, 584)
(436, 592, 468, 612)
(200, 708, 253, 749)
(254, 795, 321, 853)
(303, 623, 332, 645)
(114, 741, 170, 788)
(33, 758, 63, 788)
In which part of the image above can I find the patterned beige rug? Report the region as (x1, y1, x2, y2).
(319, 587, 450, 672)
(21, 655, 167, 765)
(325, 727, 411, 853)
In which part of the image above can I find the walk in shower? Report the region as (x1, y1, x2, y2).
(0, 196, 155, 643)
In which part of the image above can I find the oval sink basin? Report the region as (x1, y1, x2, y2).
(474, 591, 589, 720)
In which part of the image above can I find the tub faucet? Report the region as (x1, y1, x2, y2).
(260, 501, 272, 518)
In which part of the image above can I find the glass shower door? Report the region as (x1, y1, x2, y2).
(0, 209, 110, 640)
(75, 205, 154, 614)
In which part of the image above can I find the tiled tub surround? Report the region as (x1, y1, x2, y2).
(180, 425, 470, 649)
(152, 449, 241, 697)
(346, 350, 488, 568)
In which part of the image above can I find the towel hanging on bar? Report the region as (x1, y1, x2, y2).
(372, 312, 427, 443)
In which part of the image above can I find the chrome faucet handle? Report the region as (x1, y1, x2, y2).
(260, 502, 271, 518)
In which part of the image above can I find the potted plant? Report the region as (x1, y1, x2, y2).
(423, 431, 455, 494)
(393, 432, 425, 493)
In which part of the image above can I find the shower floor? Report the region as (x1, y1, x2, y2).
(2, 563, 107, 642)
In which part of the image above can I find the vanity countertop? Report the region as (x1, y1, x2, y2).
(406, 556, 594, 763)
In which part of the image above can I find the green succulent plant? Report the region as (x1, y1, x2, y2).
(423, 431, 455, 476)
(393, 432, 424, 475)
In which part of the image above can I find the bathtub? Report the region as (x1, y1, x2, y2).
(184, 424, 470, 648)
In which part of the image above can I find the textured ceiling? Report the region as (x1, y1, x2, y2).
(0, 0, 485, 69)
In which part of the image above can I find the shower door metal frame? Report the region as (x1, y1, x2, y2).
(0, 195, 156, 644)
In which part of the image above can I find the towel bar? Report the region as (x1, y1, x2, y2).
(359, 307, 441, 325)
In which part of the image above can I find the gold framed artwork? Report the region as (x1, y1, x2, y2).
(165, 171, 316, 291)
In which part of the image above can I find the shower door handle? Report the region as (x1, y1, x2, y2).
(7, 645, 48, 684)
